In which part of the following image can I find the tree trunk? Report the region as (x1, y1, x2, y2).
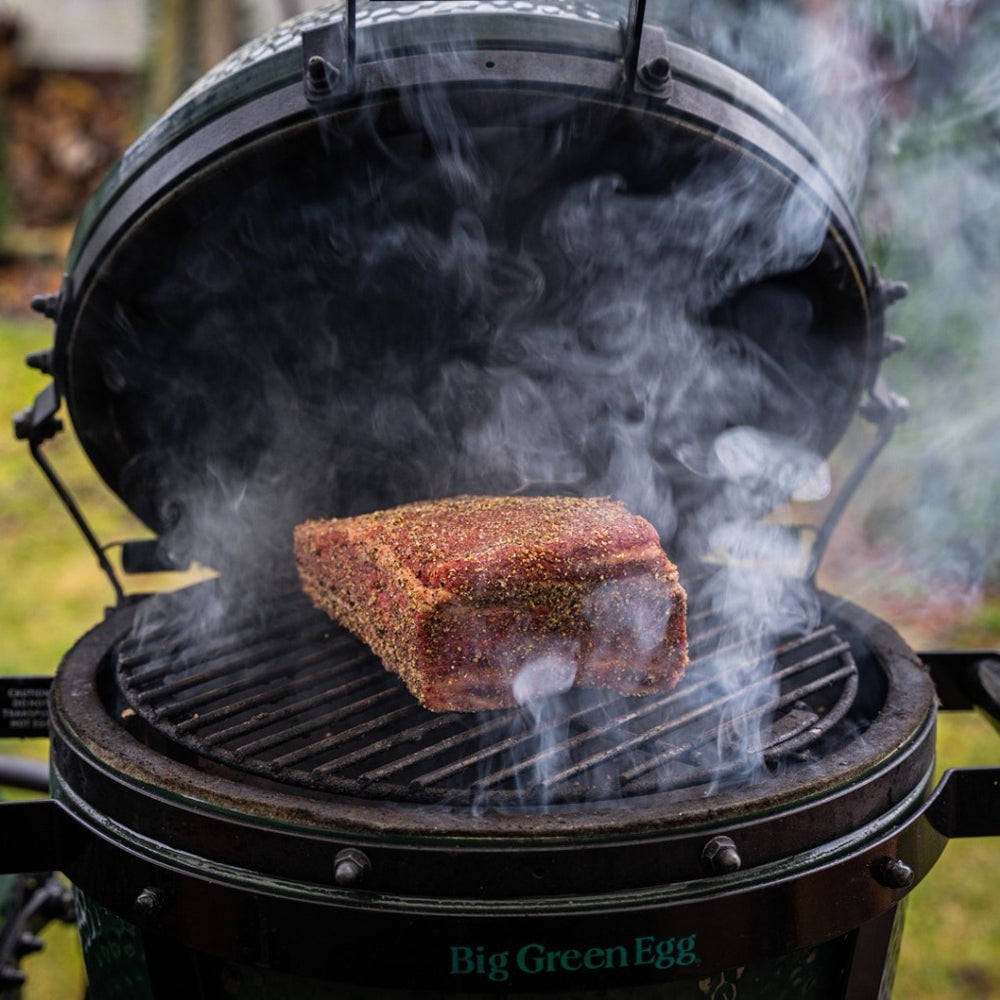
(198, 0, 240, 75)
(147, 0, 240, 117)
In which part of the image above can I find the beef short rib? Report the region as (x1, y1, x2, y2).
(294, 495, 688, 712)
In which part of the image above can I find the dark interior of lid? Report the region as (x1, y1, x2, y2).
(64, 94, 871, 578)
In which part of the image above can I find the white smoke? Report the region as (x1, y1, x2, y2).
(110, 0, 1000, 807)
(654, 0, 1000, 601)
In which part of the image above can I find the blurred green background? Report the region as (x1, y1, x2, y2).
(0, 0, 998, 997)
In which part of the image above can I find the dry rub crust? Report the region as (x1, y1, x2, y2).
(293, 495, 688, 712)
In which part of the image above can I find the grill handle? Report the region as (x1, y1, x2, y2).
(0, 757, 49, 794)
(921, 650, 1000, 733)
(920, 650, 1000, 838)
(0, 800, 77, 874)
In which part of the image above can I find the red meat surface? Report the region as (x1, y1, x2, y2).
(294, 495, 688, 712)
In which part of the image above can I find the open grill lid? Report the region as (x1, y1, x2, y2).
(40, 0, 893, 574)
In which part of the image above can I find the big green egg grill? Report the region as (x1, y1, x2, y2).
(3, 2, 999, 998)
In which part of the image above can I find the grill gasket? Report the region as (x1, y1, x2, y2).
(114, 578, 859, 808)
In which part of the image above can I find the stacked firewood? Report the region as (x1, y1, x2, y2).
(0, 13, 137, 230)
(4, 70, 137, 228)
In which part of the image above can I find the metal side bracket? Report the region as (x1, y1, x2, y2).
(805, 376, 910, 581)
(0, 799, 78, 876)
(919, 650, 1000, 838)
(621, 0, 672, 98)
(921, 650, 1000, 736)
(13, 380, 124, 603)
(302, 0, 356, 101)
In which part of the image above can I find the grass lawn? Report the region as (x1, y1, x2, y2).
(1, 315, 996, 998)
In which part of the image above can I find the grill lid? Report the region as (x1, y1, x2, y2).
(44, 1, 890, 573)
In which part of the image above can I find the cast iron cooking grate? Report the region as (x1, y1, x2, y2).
(112, 578, 859, 806)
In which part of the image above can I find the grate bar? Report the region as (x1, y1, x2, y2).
(404, 694, 621, 791)
(165, 643, 355, 727)
(231, 684, 404, 762)
(353, 712, 522, 783)
(131, 627, 344, 706)
(172, 653, 346, 734)
(620, 656, 856, 785)
(410, 630, 843, 794)
(195, 659, 380, 749)
(526, 641, 853, 792)
(270, 705, 420, 770)
(311, 712, 463, 775)
(118, 600, 327, 682)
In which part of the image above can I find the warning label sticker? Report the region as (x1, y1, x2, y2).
(0, 677, 52, 737)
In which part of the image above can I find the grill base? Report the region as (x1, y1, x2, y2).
(77, 886, 906, 999)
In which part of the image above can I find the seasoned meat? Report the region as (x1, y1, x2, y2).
(294, 495, 688, 712)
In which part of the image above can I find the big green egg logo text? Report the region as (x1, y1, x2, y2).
(449, 934, 700, 983)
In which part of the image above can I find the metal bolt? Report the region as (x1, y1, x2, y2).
(133, 887, 167, 922)
(29, 292, 60, 320)
(878, 277, 909, 308)
(307, 55, 339, 95)
(0, 965, 27, 989)
(24, 348, 54, 375)
(334, 848, 372, 887)
(872, 856, 915, 889)
(880, 333, 907, 359)
(638, 55, 672, 93)
(702, 835, 742, 875)
(14, 932, 44, 958)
